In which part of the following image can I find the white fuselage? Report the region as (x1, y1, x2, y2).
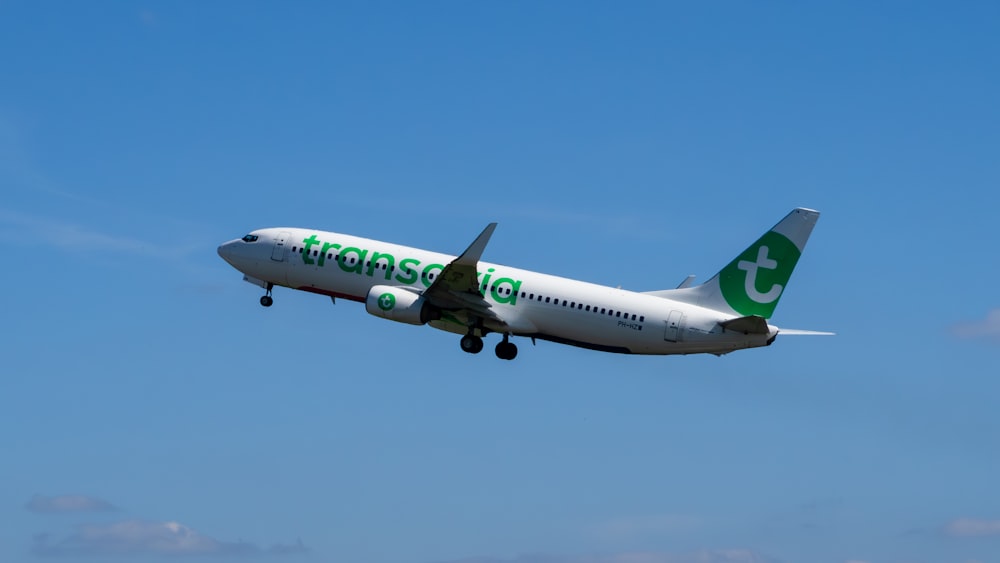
(218, 227, 776, 356)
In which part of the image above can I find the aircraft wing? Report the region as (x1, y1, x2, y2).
(422, 223, 507, 326)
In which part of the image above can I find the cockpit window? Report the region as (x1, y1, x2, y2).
(241, 234, 259, 242)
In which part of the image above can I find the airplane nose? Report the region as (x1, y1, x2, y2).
(217, 240, 239, 265)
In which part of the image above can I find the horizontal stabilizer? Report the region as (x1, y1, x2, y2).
(719, 315, 770, 335)
(777, 328, 836, 336)
(676, 275, 696, 289)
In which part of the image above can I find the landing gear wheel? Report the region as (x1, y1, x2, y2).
(260, 284, 274, 307)
(495, 341, 518, 360)
(460, 334, 484, 354)
(495, 334, 518, 360)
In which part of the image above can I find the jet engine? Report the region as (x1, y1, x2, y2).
(365, 285, 440, 325)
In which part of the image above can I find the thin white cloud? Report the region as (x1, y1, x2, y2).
(944, 517, 1000, 538)
(952, 309, 1000, 344)
(435, 549, 779, 563)
(0, 114, 106, 205)
(25, 494, 116, 514)
(31, 519, 307, 557)
(0, 208, 199, 260)
(592, 514, 702, 540)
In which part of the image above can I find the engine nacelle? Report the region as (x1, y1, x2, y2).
(365, 285, 440, 326)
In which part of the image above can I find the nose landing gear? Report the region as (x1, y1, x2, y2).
(259, 284, 274, 307)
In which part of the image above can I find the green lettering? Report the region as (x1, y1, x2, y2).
(366, 251, 396, 280)
(318, 242, 341, 267)
(491, 277, 521, 305)
(479, 267, 495, 295)
(421, 263, 444, 287)
(395, 258, 420, 284)
(302, 235, 320, 265)
(338, 247, 368, 274)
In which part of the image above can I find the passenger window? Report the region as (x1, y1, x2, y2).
(585, 305, 591, 311)
(545, 297, 550, 303)
(600, 308, 606, 314)
(631, 314, 636, 320)
(521, 292, 526, 298)
(640, 316, 645, 322)
(616, 311, 621, 317)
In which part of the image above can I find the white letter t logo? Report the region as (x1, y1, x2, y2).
(737, 246, 783, 304)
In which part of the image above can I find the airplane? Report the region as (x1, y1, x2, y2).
(217, 208, 830, 360)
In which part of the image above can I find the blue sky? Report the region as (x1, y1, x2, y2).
(2, 2, 999, 562)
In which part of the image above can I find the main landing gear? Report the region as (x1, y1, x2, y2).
(495, 334, 517, 361)
(259, 284, 274, 307)
(460, 334, 484, 354)
(460, 333, 517, 360)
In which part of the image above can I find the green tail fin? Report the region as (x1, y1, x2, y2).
(646, 208, 820, 319)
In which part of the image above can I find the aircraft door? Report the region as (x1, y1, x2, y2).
(664, 310, 685, 342)
(271, 231, 290, 261)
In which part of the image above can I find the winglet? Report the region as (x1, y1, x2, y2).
(453, 223, 497, 266)
(422, 223, 498, 299)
